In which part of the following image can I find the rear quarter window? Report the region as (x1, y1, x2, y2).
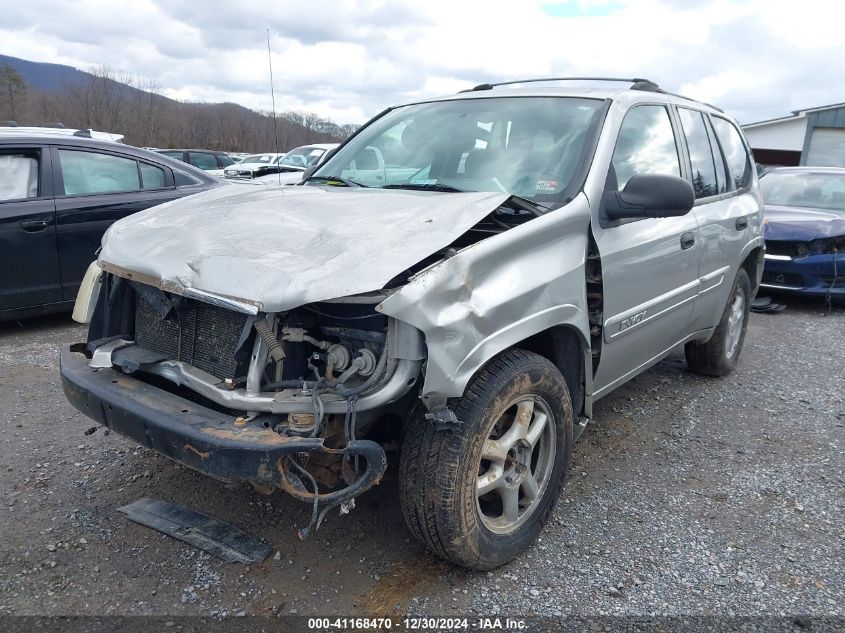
(140, 162, 167, 189)
(710, 116, 752, 191)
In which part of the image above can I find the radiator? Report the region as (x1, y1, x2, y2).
(134, 292, 250, 379)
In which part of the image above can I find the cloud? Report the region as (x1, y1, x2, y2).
(0, 0, 843, 125)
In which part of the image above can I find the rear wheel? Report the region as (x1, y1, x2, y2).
(685, 268, 751, 376)
(398, 349, 572, 570)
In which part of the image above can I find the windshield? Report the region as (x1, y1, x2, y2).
(280, 146, 326, 168)
(242, 154, 278, 164)
(311, 97, 604, 200)
(761, 170, 845, 211)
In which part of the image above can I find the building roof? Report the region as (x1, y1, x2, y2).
(743, 102, 845, 129)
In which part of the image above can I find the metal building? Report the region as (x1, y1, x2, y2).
(742, 102, 845, 167)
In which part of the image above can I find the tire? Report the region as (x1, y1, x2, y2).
(685, 268, 751, 376)
(398, 349, 573, 570)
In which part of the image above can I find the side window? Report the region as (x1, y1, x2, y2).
(218, 154, 235, 168)
(710, 116, 752, 191)
(678, 108, 719, 199)
(161, 151, 184, 161)
(188, 152, 217, 171)
(174, 170, 201, 187)
(610, 105, 680, 190)
(140, 162, 166, 189)
(0, 152, 39, 201)
(704, 117, 728, 194)
(58, 150, 140, 195)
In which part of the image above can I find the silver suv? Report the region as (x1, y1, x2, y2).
(61, 78, 763, 569)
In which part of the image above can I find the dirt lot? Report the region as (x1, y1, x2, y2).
(0, 296, 842, 619)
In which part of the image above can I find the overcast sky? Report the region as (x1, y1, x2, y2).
(2, 0, 842, 125)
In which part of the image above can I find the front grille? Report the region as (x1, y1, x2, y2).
(761, 270, 804, 287)
(134, 292, 251, 379)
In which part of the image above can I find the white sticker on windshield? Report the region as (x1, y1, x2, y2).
(536, 180, 557, 192)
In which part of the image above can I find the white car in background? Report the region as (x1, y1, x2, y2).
(223, 152, 288, 180)
(251, 143, 340, 185)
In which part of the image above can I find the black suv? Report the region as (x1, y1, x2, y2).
(0, 133, 219, 321)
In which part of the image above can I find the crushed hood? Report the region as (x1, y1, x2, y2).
(764, 204, 845, 241)
(99, 185, 509, 312)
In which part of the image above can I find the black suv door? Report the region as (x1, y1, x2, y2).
(0, 145, 61, 310)
(51, 146, 183, 300)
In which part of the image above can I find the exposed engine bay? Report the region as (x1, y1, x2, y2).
(85, 273, 426, 537)
(73, 191, 569, 537)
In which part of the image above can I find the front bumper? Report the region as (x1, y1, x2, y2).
(761, 252, 845, 297)
(60, 345, 386, 494)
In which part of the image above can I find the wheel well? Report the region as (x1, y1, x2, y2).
(515, 325, 585, 417)
(742, 246, 764, 297)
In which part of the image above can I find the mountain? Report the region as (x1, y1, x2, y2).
(0, 53, 89, 92)
(0, 53, 357, 151)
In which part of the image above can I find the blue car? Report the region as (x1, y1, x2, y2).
(759, 167, 845, 300)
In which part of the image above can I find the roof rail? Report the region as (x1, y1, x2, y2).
(461, 77, 659, 92)
(460, 76, 725, 113)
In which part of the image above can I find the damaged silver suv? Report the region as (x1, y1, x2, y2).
(61, 78, 764, 569)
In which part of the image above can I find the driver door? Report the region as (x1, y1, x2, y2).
(592, 104, 700, 397)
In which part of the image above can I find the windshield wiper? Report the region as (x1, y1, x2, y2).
(505, 195, 552, 217)
(306, 176, 368, 187)
(382, 183, 466, 193)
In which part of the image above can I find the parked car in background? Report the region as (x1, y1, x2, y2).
(0, 131, 219, 320)
(759, 167, 845, 300)
(227, 152, 250, 163)
(63, 78, 763, 570)
(223, 152, 288, 180)
(153, 149, 235, 176)
(251, 143, 340, 185)
(0, 123, 125, 143)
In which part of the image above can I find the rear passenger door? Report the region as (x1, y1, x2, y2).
(592, 104, 700, 396)
(52, 147, 182, 301)
(678, 109, 759, 331)
(0, 145, 61, 311)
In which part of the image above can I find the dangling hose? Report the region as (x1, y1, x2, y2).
(254, 319, 285, 363)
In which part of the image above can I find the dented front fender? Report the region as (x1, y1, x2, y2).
(378, 194, 593, 398)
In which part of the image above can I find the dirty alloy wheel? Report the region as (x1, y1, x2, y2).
(399, 349, 572, 570)
(685, 268, 752, 376)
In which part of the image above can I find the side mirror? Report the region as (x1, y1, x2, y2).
(603, 173, 694, 221)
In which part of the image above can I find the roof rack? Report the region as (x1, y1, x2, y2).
(459, 76, 725, 113)
(461, 77, 660, 92)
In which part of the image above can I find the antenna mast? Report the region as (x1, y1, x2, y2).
(267, 28, 281, 184)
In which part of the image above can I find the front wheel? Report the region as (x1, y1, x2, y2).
(398, 349, 572, 570)
(685, 268, 751, 376)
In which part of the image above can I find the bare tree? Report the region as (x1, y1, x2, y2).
(11, 62, 357, 151)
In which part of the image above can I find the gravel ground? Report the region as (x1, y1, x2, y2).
(0, 295, 842, 620)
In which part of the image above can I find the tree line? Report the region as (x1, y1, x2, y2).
(0, 64, 358, 151)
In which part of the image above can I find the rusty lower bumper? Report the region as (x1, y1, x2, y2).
(60, 345, 386, 501)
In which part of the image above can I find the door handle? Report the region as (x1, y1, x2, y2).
(735, 216, 748, 230)
(680, 232, 696, 250)
(20, 220, 49, 233)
